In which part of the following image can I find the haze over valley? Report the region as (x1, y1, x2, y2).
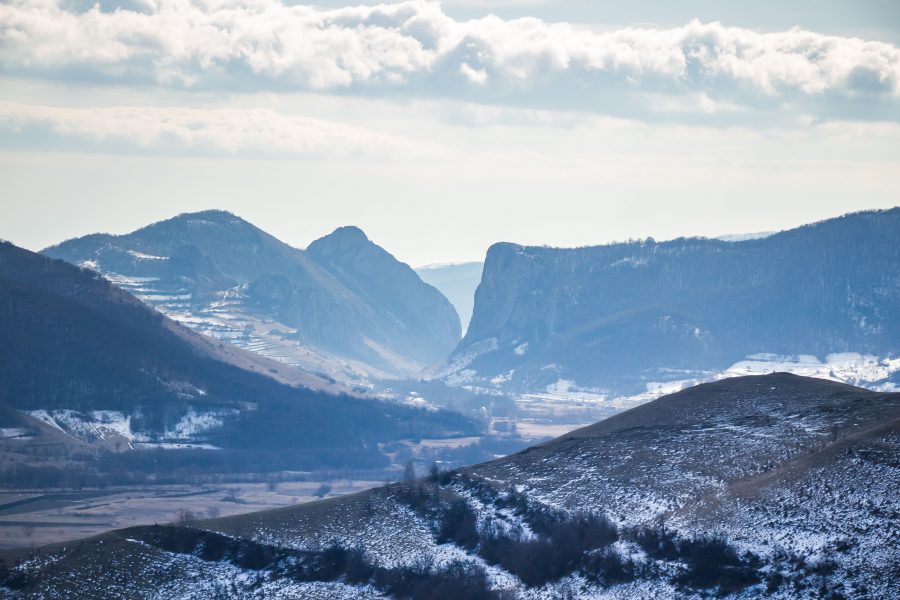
(1, 0, 899, 598)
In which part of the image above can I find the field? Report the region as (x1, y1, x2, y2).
(0, 480, 381, 550)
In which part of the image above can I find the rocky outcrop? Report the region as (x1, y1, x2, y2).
(440, 208, 900, 395)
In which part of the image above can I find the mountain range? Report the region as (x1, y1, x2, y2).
(5, 373, 897, 598)
(0, 241, 476, 484)
(436, 208, 900, 398)
(43, 211, 462, 388)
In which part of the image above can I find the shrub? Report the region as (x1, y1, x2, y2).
(582, 547, 636, 585)
(674, 535, 760, 592)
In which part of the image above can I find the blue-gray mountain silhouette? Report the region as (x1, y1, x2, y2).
(43, 211, 461, 383)
(0, 241, 475, 473)
(440, 208, 900, 395)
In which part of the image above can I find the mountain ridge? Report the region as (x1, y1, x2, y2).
(42, 210, 462, 384)
(440, 207, 900, 397)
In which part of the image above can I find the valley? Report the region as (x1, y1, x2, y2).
(3, 374, 897, 598)
(4, 209, 899, 561)
(0, 480, 382, 551)
(3, 0, 899, 595)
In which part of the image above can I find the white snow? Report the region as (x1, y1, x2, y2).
(0, 427, 29, 439)
(722, 352, 900, 386)
(127, 250, 169, 261)
(163, 410, 232, 440)
(26, 409, 133, 443)
(24, 407, 230, 449)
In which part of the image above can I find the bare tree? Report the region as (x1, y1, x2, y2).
(403, 460, 416, 482)
(176, 508, 196, 525)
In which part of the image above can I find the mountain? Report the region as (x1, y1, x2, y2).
(306, 227, 461, 369)
(416, 262, 483, 334)
(435, 208, 900, 398)
(5, 374, 898, 598)
(0, 241, 476, 483)
(42, 211, 461, 386)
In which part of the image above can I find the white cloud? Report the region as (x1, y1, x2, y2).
(459, 62, 487, 85)
(0, 100, 430, 156)
(1, 1, 898, 121)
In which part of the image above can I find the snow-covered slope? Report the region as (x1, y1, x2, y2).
(43, 211, 462, 387)
(6, 374, 898, 598)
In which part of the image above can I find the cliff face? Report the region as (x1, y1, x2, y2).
(43, 211, 461, 382)
(443, 208, 900, 395)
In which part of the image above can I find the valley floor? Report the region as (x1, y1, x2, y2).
(0, 480, 381, 551)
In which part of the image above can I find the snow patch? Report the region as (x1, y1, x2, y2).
(127, 250, 169, 261)
(722, 352, 900, 386)
(163, 409, 234, 440)
(0, 427, 29, 439)
(27, 409, 133, 443)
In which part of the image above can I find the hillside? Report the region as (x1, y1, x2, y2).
(42, 211, 461, 385)
(4, 374, 898, 598)
(306, 226, 461, 368)
(436, 208, 900, 398)
(0, 241, 477, 484)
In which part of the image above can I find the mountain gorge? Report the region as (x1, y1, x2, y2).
(437, 208, 900, 399)
(5, 374, 897, 598)
(43, 211, 461, 387)
(0, 241, 476, 483)
(416, 262, 484, 334)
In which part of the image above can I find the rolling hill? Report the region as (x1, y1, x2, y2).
(4, 373, 898, 598)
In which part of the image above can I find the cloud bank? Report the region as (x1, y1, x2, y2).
(1, 0, 899, 121)
(0, 101, 426, 156)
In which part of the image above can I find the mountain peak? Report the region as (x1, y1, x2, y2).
(121, 210, 257, 241)
(306, 225, 373, 258)
(179, 209, 236, 219)
(165, 209, 246, 227)
(318, 225, 369, 245)
(331, 225, 368, 239)
(305, 224, 463, 363)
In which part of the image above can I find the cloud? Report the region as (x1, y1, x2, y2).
(0, 100, 430, 156)
(0, 0, 899, 122)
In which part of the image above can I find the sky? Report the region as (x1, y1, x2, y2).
(1, 0, 899, 266)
